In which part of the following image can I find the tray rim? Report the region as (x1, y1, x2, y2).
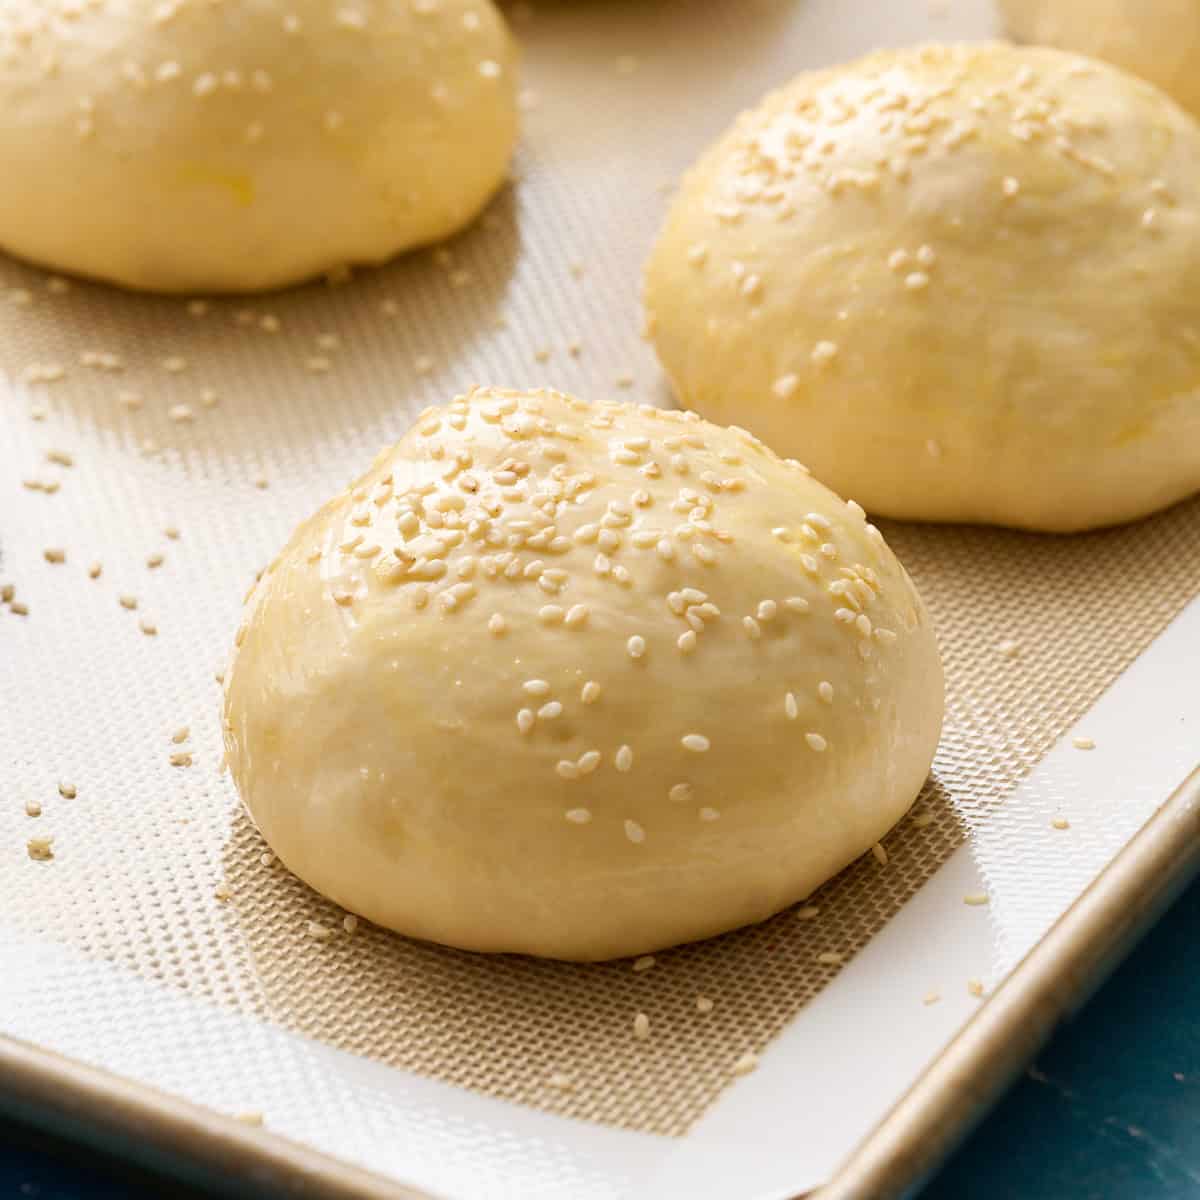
(0, 765, 1197, 1200)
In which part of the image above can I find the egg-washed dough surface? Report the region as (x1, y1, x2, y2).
(2, 0, 1199, 1140)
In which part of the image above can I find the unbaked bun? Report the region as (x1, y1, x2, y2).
(1002, 0, 1200, 118)
(0, 0, 517, 293)
(222, 387, 943, 961)
(644, 43, 1200, 532)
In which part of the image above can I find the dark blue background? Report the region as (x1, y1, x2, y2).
(4, 876, 1199, 1199)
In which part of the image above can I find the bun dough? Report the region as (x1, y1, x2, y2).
(1002, 0, 1200, 118)
(222, 388, 943, 961)
(0, 1, 517, 293)
(644, 43, 1200, 532)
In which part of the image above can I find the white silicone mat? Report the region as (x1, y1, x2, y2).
(2, 1, 1199, 1196)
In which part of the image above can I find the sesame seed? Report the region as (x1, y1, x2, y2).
(695, 996, 714, 1013)
(677, 630, 697, 654)
(871, 842, 889, 865)
(624, 819, 646, 844)
(538, 701, 563, 721)
(967, 978, 985, 998)
(43, 548, 66, 564)
(698, 807, 720, 822)
(796, 905, 820, 921)
(615, 745, 634, 773)
(731, 1052, 758, 1077)
(785, 596, 810, 613)
(818, 681, 834, 703)
(578, 750, 602, 774)
(905, 271, 930, 292)
(140, 619, 158, 637)
(565, 808, 592, 824)
(633, 1012, 650, 1040)
(1072, 736, 1096, 750)
(817, 951, 844, 966)
(488, 613, 507, 636)
(581, 681, 602, 704)
(24, 799, 42, 818)
(669, 783, 693, 803)
(516, 708, 535, 735)
(343, 914, 359, 933)
(811, 340, 839, 367)
(681, 734, 710, 753)
(784, 692, 798, 720)
(805, 732, 828, 752)
(627, 635, 647, 659)
(556, 760, 580, 781)
(1052, 817, 1071, 830)
(964, 892, 990, 906)
(923, 991, 941, 1006)
(742, 616, 762, 640)
(633, 955, 656, 972)
(58, 782, 76, 799)
(27, 836, 54, 861)
(306, 921, 333, 941)
(997, 640, 1022, 659)
(523, 679, 552, 697)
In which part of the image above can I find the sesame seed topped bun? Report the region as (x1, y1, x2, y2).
(645, 42, 1200, 532)
(223, 388, 943, 961)
(0, 0, 517, 292)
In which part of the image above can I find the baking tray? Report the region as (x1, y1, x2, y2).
(2, 1, 1199, 1197)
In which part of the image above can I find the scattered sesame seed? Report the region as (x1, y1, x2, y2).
(615, 745, 634, 773)
(565, 808, 592, 824)
(139, 619, 158, 637)
(695, 996, 714, 1014)
(146, 552, 164, 569)
(796, 905, 820, 921)
(259, 852, 275, 868)
(57, 782, 76, 799)
(580, 681, 602, 705)
(817, 951, 844, 966)
(306, 920, 333, 941)
(871, 842, 889, 866)
(43, 548, 66, 564)
(997, 640, 1022, 659)
(681, 733, 710, 753)
(731, 1052, 758, 1077)
(624, 819, 646, 844)
(1052, 817, 1070, 830)
(343, 914, 359, 933)
(27, 837, 54, 861)
(538, 701, 563, 721)
(632, 955, 656, 973)
(1072, 737, 1096, 751)
(214, 882, 232, 902)
(805, 732, 828, 753)
(626, 634, 647, 659)
(24, 799, 42, 818)
(923, 991, 941, 1006)
(964, 892, 990, 906)
(169, 751, 192, 767)
(967, 978, 985, 998)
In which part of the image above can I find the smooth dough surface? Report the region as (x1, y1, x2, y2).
(0, 0, 517, 293)
(1002, 0, 1200, 118)
(222, 388, 944, 961)
(644, 42, 1200, 532)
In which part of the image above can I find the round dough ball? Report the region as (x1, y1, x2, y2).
(0, 0, 517, 293)
(222, 387, 943, 961)
(644, 43, 1200, 532)
(1002, 0, 1200, 118)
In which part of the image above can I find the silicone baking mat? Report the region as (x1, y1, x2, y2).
(2, 0, 1198, 1195)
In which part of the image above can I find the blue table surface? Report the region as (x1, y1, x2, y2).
(4, 876, 1199, 1200)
